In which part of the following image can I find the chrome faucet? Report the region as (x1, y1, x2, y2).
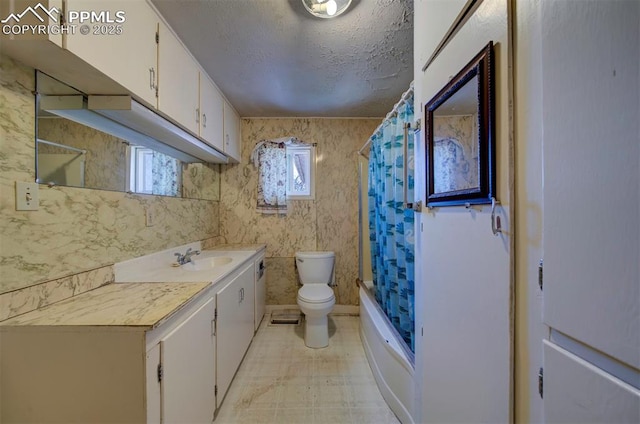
(174, 248, 201, 265)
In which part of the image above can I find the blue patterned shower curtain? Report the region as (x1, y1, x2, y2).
(368, 95, 415, 352)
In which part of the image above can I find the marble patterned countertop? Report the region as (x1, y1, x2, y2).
(0, 282, 210, 329)
(1, 244, 266, 329)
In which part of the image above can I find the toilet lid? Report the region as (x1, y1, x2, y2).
(298, 285, 335, 304)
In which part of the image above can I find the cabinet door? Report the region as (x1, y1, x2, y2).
(216, 263, 255, 406)
(65, 0, 158, 107)
(199, 74, 225, 151)
(161, 298, 216, 424)
(544, 341, 639, 423)
(157, 21, 200, 135)
(223, 100, 241, 162)
(0, 0, 63, 46)
(145, 344, 161, 424)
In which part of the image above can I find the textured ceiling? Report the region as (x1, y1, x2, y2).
(150, 0, 414, 118)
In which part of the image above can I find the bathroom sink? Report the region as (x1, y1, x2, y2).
(182, 256, 233, 271)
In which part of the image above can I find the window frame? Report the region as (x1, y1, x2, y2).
(286, 145, 316, 200)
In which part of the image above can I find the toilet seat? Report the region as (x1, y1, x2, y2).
(298, 285, 334, 304)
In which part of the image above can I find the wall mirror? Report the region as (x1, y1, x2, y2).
(425, 41, 495, 207)
(35, 71, 221, 201)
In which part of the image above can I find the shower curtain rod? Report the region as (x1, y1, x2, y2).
(358, 82, 414, 157)
(37, 138, 87, 155)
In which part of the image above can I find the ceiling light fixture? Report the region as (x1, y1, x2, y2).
(302, 0, 352, 18)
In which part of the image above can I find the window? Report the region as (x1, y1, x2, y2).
(286, 145, 315, 199)
(127, 145, 181, 196)
(129, 146, 154, 194)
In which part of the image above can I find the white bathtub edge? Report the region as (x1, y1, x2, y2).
(359, 285, 415, 423)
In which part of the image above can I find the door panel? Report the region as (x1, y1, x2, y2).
(541, 0, 639, 370)
(544, 341, 640, 423)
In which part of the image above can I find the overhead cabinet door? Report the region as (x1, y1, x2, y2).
(65, 0, 158, 107)
(157, 21, 200, 135)
(199, 74, 225, 151)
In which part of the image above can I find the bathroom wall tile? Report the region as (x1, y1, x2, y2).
(221, 118, 380, 306)
(265, 257, 298, 305)
(0, 54, 220, 299)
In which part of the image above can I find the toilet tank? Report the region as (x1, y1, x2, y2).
(295, 251, 335, 284)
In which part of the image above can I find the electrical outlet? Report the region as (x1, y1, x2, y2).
(16, 182, 39, 211)
(145, 208, 155, 227)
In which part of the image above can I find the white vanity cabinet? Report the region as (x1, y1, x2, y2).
(155, 297, 216, 423)
(65, 0, 159, 107)
(223, 99, 242, 162)
(215, 262, 255, 406)
(0, 283, 215, 423)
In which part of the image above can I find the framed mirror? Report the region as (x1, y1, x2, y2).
(425, 41, 495, 207)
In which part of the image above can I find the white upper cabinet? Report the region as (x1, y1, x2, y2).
(157, 21, 200, 135)
(223, 100, 241, 162)
(199, 74, 225, 151)
(65, 0, 158, 107)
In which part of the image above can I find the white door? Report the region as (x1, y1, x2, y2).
(541, 1, 640, 422)
(415, 0, 512, 422)
(161, 298, 216, 424)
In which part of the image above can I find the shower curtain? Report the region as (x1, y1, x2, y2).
(368, 94, 415, 352)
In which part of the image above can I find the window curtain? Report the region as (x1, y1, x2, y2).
(367, 93, 415, 352)
(152, 151, 180, 196)
(250, 137, 312, 214)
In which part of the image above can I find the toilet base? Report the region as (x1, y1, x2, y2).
(304, 314, 329, 348)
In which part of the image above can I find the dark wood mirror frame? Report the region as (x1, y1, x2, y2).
(425, 41, 495, 207)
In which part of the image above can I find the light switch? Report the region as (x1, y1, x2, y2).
(16, 182, 39, 211)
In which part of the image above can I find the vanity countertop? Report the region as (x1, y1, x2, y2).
(0, 282, 210, 329)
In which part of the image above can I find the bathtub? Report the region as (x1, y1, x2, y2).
(359, 282, 415, 424)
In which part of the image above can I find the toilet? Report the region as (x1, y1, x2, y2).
(295, 251, 336, 348)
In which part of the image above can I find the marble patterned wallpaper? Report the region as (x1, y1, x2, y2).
(0, 54, 220, 319)
(182, 163, 221, 201)
(220, 118, 380, 306)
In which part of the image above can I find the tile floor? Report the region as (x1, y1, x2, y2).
(215, 314, 401, 424)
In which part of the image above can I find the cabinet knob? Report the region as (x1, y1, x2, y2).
(202, 113, 207, 128)
(195, 108, 200, 124)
